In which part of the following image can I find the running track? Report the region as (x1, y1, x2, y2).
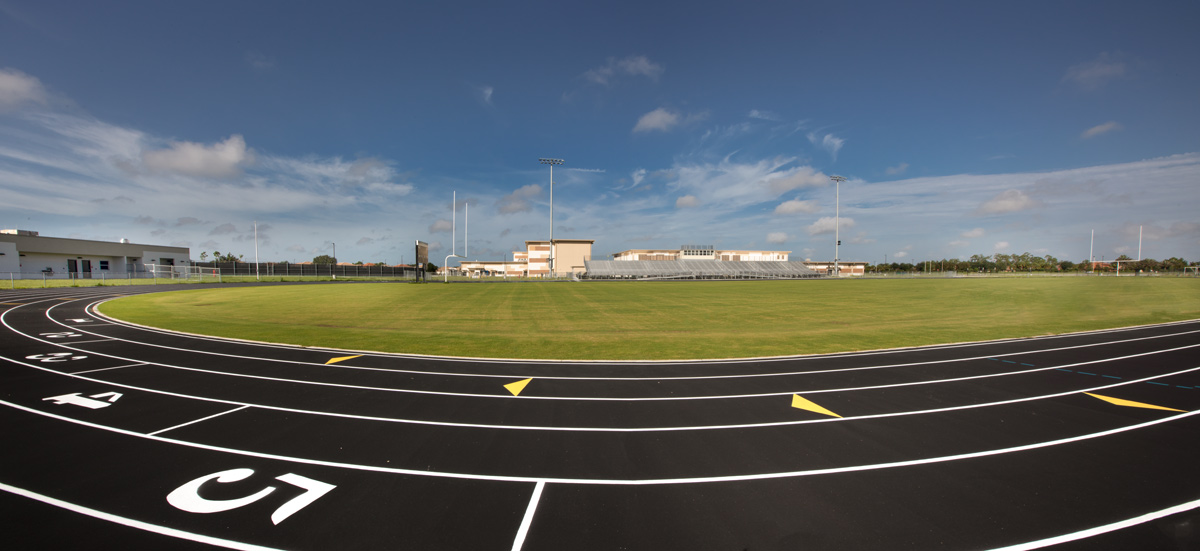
(2, 284, 1199, 550)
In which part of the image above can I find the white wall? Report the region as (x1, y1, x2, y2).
(0, 242, 18, 273)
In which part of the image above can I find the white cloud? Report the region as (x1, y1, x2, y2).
(885, 163, 909, 175)
(245, 51, 276, 70)
(748, 109, 780, 121)
(848, 232, 875, 244)
(631, 168, 646, 187)
(807, 131, 845, 161)
(634, 108, 680, 133)
(994, 241, 1011, 251)
(675, 195, 700, 208)
(632, 108, 707, 133)
(209, 223, 238, 236)
(773, 199, 820, 215)
(429, 219, 453, 233)
(584, 55, 664, 85)
(894, 251, 909, 259)
(766, 232, 788, 244)
(1062, 53, 1129, 90)
(481, 86, 494, 104)
(948, 240, 969, 247)
(0, 68, 48, 111)
(1081, 121, 1122, 139)
(667, 157, 827, 210)
(142, 134, 254, 179)
(806, 216, 855, 236)
(496, 184, 543, 214)
(977, 189, 1041, 215)
(961, 228, 985, 238)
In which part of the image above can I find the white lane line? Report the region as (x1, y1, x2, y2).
(510, 481, 545, 551)
(2, 396, 1197, 485)
(0, 480, 285, 551)
(22, 314, 1200, 403)
(987, 496, 1200, 551)
(23, 301, 1200, 403)
(67, 338, 114, 345)
(148, 405, 250, 436)
(80, 298, 1200, 381)
(88, 295, 1200, 366)
(3, 341, 1199, 432)
(71, 363, 147, 375)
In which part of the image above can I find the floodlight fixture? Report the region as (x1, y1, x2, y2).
(830, 175, 847, 277)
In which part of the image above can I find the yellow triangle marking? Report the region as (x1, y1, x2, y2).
(504, 378, 533, 396)
(1085, 393, 1186, 413)
(791, 394, 842, 418)
(325, 355, 363, 365)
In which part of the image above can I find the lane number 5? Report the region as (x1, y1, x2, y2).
(167, 468, 335, 525)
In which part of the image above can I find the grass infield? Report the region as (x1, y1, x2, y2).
(97, 278, 1200, 360)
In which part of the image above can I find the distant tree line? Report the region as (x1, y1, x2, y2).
(868, 252, 1197, 273)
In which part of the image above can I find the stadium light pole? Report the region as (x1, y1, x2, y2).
(830, 175, 847, 277)
(445, 191, 464, 282)
(539, 158, 564, 277)
(254, 221, 260, 281)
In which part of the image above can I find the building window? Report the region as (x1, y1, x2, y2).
(99, 261, 109, 270)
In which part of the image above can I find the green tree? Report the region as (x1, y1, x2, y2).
(199, 252, 209, 262)
(426, 262, 439, 274)
(313, 255, 337, 265)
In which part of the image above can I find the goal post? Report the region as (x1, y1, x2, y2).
(146, 264, 219, 282)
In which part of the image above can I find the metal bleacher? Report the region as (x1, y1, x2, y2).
(583, 259, 821, 280)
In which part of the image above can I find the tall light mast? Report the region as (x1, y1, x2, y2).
(539, 158, 564, 276)
(830, 175, 847, 277)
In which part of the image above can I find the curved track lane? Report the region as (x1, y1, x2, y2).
(1, 284, 1199, 550)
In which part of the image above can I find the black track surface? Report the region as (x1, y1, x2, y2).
(1, 283, 1198, 550)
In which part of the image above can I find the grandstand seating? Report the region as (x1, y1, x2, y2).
(583, 260, 820, 279)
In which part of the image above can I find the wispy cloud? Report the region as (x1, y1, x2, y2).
(773, 199, 820, 215)
(885, 162, 909, 175)
(675, 195, 700, 208)
(495, 184, 543, 214)
(766, 231, 788, 244)
(1062, 52, 1131, 90)
(244, 51, 276, 70)
(807, 216, 854, 236)
(633, 108, 708, 133)
(807, 131, 845, 161)
(977, 189, 1041, 215)
(0, 67, 49, 111)
(583, 55, 664, 85)
(1081, 121, 1122, 139)
(142, 134, 255, 179)
(748, 109, 780, 121)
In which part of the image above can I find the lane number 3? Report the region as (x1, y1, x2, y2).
(167, 468, 335, 525)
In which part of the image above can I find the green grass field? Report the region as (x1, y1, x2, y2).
(96, 278, 1200, 360)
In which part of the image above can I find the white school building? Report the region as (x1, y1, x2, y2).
(0, 229, 191, 280)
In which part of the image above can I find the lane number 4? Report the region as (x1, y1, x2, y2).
(167, 468, 336, 525)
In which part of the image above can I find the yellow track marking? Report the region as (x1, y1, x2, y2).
(1085, 393, 1186, 413)
(325, 355, 363, 365)
(504, 378, 533, 396)
(791, 394, 842, 418)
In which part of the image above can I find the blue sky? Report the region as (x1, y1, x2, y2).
(1, 1, 1198, 266)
